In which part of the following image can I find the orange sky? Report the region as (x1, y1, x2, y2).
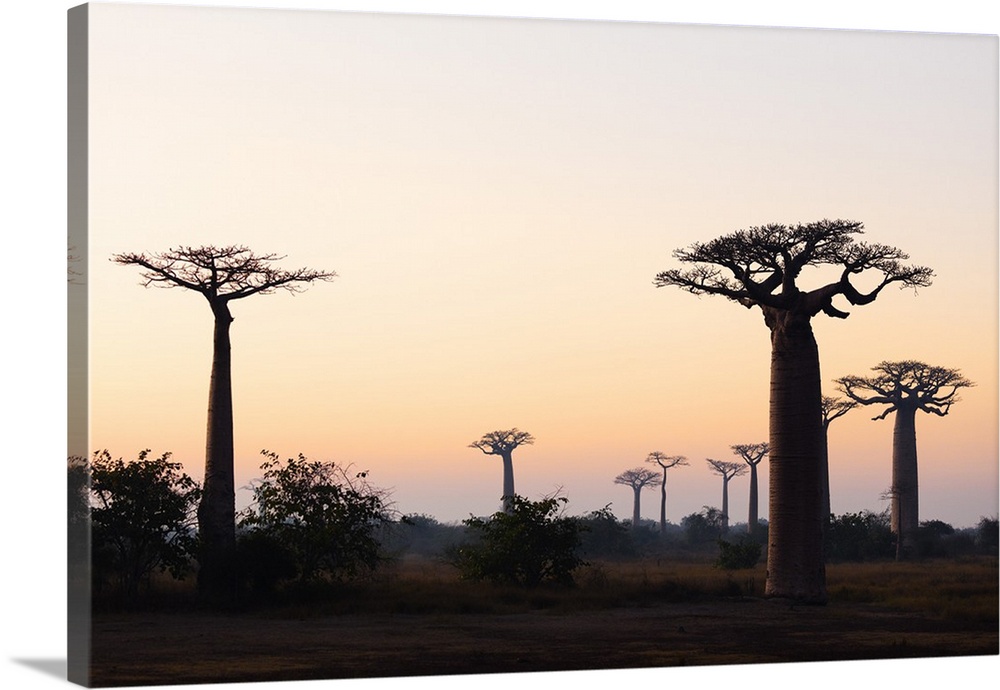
(77, 3, 998, 526)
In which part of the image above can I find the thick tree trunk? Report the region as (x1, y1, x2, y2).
(721, 477, 730, 533)
(632, 487, 641, 531)
(820, 425, 832, 540)
(891, 406, 919, 560)
(763, 308, 827, 603)
(501, 451, 515, 513)
(659, 473, 667, 534)
(198, 300, 237, 599)
(747, 463, 759, 537)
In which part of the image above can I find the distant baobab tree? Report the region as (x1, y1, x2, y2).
(655, 219, 932, 602)
(613, 467, 662, 531)
(468, 428, 535, 513)
(645, 452, 688, 533)
(835, 360, 973, 560)
(730, 443, 768, 537)
(820, 395, 857, 532)
(113, 245, 336, 598)
(705, 459, 747, 532)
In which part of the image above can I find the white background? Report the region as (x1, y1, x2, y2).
(2, 2, 997, 690)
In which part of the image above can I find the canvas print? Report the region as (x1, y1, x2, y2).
(68, 2, 999, 687)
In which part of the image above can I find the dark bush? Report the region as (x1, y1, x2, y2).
(576, 505, 636, 560)
(682, 507, 725, 545)
(448, 495, 585, 587)
(826, 509, 894, 562)
(715, 537, 762, 570)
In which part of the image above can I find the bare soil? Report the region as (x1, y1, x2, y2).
(89, 597, 998, 687)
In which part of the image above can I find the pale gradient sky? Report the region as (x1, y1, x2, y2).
(80, 2, 998, 527)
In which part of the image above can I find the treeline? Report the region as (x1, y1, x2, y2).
(73, 450, 999, 604)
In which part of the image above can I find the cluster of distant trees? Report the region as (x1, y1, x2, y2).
(75, 448, 998, 602)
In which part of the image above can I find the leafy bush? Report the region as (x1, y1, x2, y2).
(576, 505, 636, 560)
(825, 509, 894, 562)
(449, 495, 585, 587)
(90, 449, 201, 599)
(715, 537, 762, 570)
(976, 516, 998, 554)
(238, 451, 393, 584)
(682, 506, 725, 545)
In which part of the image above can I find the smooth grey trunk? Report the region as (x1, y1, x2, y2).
(658, 472, 667, 533)
(763, 308, 826, 603)
(747, 463, 759, 536)
(501, 451, 515, 513)
(820, 424, 832, 537)
(721, 476, 731, 533)
(891, 406, 919, 560)
(198, 300, 237, 597)
(631, 487, 642, 531)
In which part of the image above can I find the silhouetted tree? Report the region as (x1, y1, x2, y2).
(113, 246, 335, 598)
(468, 428, 535, 513)
(238, 451, 392, 583)
(730, 443, 768, 537)
(655, 219, 932, 602)
(450, 495, 584, 587)
(613, 467, 662, 531)
(705, 459, 747, 532)
(645, 451, 688, 534)
(90, 449, 201, 601)
(836, 360, 973, 560)
(820, 395, 857, 532)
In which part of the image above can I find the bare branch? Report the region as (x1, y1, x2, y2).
(835, 360, 973, 419)
(730, 442, 769, 467)
(614, 467, 662, 489)
(468, 428, 535, 456)
(705, 458, 748, 479)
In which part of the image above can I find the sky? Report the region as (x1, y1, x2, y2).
(3, 3, 999, 690)
(74, 1, 999, 528)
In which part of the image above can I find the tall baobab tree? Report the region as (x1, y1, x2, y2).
(468, 428, 535, 513)
(705, 459, 747, 532)
(113, 245, 335, 597)
(731, 443, 768, 537)
(613, 467, 662, 531)
(645, 451, 688, 534)
(655, 219, 932, 602)
(820, 395, 857, 531)
(835, 360, 973, 560)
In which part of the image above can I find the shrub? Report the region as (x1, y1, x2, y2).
(715, 537, 763, 570)
(682, 506, 725, 545)
(826, 509, 894, 561)
(90, 449, 201, 600)
(576, 505, 636, 560)
(449, 495, 585, 587)
(238, 451, 393, 583)
(976, 516, 999, 554)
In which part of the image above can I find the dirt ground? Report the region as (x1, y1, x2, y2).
(89, 598, 998, 687)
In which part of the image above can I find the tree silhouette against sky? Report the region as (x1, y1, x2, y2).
(613, 467, 661, 532)
(655, 219, 932, 602)
(730, 443, 768, 537)
(820, 395, 857, 534)
(705, 458, 747, 533)
(113, 245, 335, 598)
(468, 428, 535, 514)
(645, 451, 688, 534)
(835, 360, 973, 560)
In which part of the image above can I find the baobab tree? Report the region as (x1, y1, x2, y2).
(468, 428, 535, 513)
(613, 467, 662, 531)
(645, 451, 688, 534)
(835, 360, 973, 560)
(655, 219, 932, 602)
(820, 395, 857, 531)
(705, 459, 747, 532)
(730, 443, 768, 537)
(113, 245, 336, 597)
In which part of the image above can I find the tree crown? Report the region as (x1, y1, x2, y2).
(730, 443, 769, 466)
(654, 219, 932, 320)
(821, 395, 858, 425)
(645, 451, 689, 470)
(112, 245, 336, 303)
(835, 360, 974, 420)
(469, 428, 535, 456)
(705, 458, 749, 479)
(613, 467, 662, 489)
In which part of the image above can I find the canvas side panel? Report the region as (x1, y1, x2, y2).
(67, 3, 91, 687)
